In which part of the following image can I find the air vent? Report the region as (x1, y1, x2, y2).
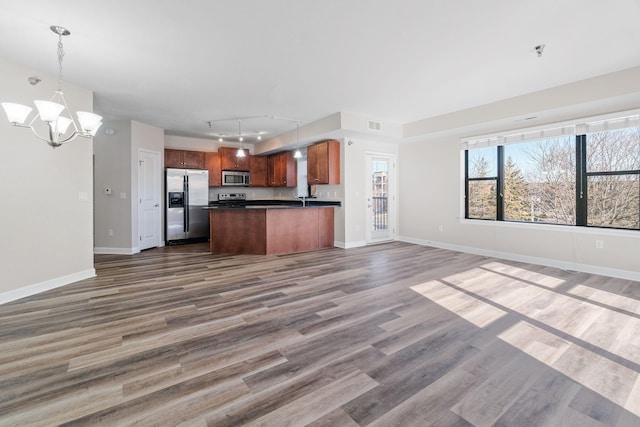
(368, 120, 382, 131)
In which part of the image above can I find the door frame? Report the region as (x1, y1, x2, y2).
(137, 148, 162, 251)
(365, 152, 397, 244)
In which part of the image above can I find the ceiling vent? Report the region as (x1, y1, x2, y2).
(368, 120, 382, 131)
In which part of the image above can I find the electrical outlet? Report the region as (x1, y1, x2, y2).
(108, 229, 114, 237)
(595, 239, 604, 249)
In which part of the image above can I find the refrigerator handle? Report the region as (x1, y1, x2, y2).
(184, 176, 189, 232)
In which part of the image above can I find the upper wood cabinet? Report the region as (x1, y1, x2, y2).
(164, 149, 205, 169)
(249, 155, 268, 187)
(205, 152, 222, 187)
(307, 140, 340, 185)
(268, 151, 297, 187)
(219, 147, 250, 171)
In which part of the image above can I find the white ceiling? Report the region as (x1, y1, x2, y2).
(1, 0, 639, 144)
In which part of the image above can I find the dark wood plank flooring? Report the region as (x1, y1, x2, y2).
(1, 242, 639, 426)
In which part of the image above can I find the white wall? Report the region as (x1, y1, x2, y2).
(94, 120, 132, 251)
(398, 68, 640, 280)
(0, 58, 95, 303)
(94, 120, 164, 254)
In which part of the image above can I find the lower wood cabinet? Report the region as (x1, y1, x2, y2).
(210, 207, 334, 255)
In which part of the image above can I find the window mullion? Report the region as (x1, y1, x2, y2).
(576, 135, 587, 226)
(497, 145, 504, 221)
(464, 150, 469, 219)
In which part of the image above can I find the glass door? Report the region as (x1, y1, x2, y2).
(365, 153, 395, 243)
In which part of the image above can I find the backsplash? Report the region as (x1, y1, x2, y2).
(209, 186, 342, 201)
(209, 187, 274, 201)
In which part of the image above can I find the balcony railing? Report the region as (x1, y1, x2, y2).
(372, 196, 388, 231)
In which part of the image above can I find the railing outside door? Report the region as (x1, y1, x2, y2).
(372, 196, 388, 231)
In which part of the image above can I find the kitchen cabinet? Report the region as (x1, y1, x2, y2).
(205, 152, 222, 187)
(219, 147, 250, 171)
(164, 149, 205, 169)
(249, 155, 268, 187)
(209, 206, 334, 255)
(267, 151, 297, 187)
(307, 140, 340, 185)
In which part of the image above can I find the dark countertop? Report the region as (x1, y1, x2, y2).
(207, 198, 341, 209)
(205, 205, 336, 210)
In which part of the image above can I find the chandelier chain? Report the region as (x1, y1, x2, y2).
(56, 33, 65, 91)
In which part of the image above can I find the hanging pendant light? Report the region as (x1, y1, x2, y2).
(293, 122, 302, 159)
(236, 120, 246, 157)
(1, 26, 103, 148)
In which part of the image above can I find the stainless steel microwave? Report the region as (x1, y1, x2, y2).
(222, 170, 250, 186)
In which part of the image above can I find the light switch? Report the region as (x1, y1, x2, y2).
(119, 192, 127, 199)
(78, 192, 89, 202)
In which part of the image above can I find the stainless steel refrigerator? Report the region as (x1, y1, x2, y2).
(166, 168, 209, 244)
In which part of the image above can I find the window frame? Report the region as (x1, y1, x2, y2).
(465, 149, 502, 221)
(464, 131, 640, 231)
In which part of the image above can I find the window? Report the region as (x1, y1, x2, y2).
(464, 119, 640, 231)
(585, 128, 640, 229)
(466, 146, 497, 220)
(503, 137, 576, 225)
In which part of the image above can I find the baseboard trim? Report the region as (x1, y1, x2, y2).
(344, 241, 367, 249)
(398, 236, 640, 282)
(0, 269, 96, 306)
(94, 247, 138, 255)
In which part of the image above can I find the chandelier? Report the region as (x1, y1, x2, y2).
(1, 26, 102, 148)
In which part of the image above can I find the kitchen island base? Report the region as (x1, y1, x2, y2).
(209, 207, 334, 255)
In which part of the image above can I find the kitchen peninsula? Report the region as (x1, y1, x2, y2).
(208, 201, 339, 255)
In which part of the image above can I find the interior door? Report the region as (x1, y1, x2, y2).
(138, 149, 161, 250)
(365, 153, 396, 244)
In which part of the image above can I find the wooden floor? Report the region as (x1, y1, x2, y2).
(1, 242, 640, 426)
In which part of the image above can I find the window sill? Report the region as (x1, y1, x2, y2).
(459, 218, 640, 238)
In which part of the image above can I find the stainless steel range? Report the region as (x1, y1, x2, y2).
(218, 193, 246, 202)
(217, 193, 247, 208)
